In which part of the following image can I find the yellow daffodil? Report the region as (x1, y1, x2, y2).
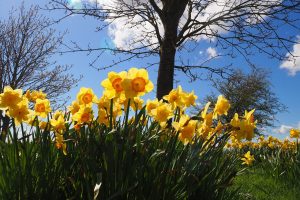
(201, 102, 210, 118)
(72, 106, 93, 124)
(204, 112, 213, 125)
(163, 86, 185, 108)
(98, 108, 109, 126)
(97, 96, 122, 121)
(200, 102, 213, 125)
(183, 90, 197, 107)
(252, 143, 259, 149)
(39, 121, 51, 131)
(197, 122, 211, 139)
(113, 106, 123, 121)
(77, 87, 97, 106)
(68, 101, 81, 115)
(241, 151, 255, 166)
(7, 99, 31, 125)
(25, 90, 47, 102)
(290, 128, 300, 138)
(34, 99, 51, 118)
(0, 86, 23, 110)
(173, 115, 197, 144)
(229, 109, 256, 141)
(52, 110, 64, 120)
(122, 68, 154, 98)
(55, 132, 67, 155)
(97, 95, 110, 110)
(229, 113, 243, 140)
(240, 109, 256, 140)
(101, 71, 127, 99)
(213, 95, 230, 118)
(268, 141, 275, 149)
(74, 123, 81, 131)
(123, 97, 144, 111)
(132, 97, 144, 111)
(214, 121, 224, 134)
(111, 101, 123, 118)
(146, 98, 160, 115)
(26, 114, 39, 126)
(195, 102, 214, 139)
(230, 113, 240, 127)
(151, 102, 173, 128)
(51, 115, 66, 132)
(179, 120, 197, 144)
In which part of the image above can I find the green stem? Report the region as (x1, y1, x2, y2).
(12, 120, 24, 198)
(110, 99, 114, 129)
(161, 130, 180, 198)
(124, 99, 131, 132)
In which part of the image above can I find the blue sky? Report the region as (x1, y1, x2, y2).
(1, 0, 300, 138)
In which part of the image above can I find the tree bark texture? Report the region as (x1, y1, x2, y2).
(156, 24, 177, 100)
(156, 0, 188, 100)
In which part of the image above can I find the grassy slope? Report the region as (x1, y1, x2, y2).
(230, 169, 300, 200)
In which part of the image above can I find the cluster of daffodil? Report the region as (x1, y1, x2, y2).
(227, 128, 300, 151)
(0, 86, 52, 125)
(226, 128, 300, 166)
(0, 68, 259, 157)
(0, 86, 68, 153)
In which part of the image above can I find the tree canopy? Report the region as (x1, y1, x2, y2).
(203, 69, 287, 130)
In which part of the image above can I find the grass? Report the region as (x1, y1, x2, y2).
(231, 168, 300, 200)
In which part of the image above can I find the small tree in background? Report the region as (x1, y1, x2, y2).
(0, 5, 79, 138)
(201, 69, 286, 130)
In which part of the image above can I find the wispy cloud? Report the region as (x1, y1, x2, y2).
(273, 125, 293, 134)
(273, 122, 300, 134)
(206, 47, 217, 59)
(280, 36, 300, 76)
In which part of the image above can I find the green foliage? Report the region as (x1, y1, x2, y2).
(230, 169, 300, 200)
(0, 124, 64, 199)
(227, 141, 300, 200)
(256, 145, 300, 186)
(0, 108, 239, 199)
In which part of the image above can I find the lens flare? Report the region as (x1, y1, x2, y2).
(68, 0, 82, 9)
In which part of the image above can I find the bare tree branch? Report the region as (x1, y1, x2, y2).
(46, 0, 300, 98)
(0, 4, 80, 107)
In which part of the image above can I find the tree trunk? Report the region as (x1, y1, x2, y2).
(156, 0, 188, 100)
(156, 24, 177, 100)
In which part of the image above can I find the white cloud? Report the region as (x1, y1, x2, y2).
(274, 124, 293, 134)
(206, 47, 217, 58)
(273, 122, 300, 134)
(85, 0, 163, 50)
(280, 36, 300, 76)
(77, 0, 282, 51)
